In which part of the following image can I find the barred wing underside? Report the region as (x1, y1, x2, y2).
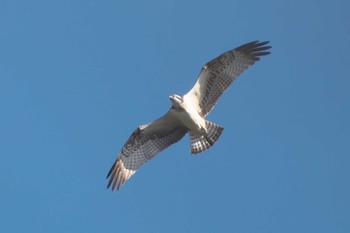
(106, 112, 187, 191)
(184, 41, 271, 117)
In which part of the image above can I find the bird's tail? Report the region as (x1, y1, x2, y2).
(189, 121, 224, 154)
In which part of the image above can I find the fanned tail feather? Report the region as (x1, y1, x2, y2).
(190, 121, 224, 154)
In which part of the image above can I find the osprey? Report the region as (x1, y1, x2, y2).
(107, 41, 271, 191)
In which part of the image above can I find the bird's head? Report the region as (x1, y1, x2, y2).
(169, 94, 183, 107)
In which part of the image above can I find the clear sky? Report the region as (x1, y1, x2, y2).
(1, 0, 349, 232)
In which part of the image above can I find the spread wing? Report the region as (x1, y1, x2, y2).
(184, 41, 271, 117)
(106, 111, 187, 191)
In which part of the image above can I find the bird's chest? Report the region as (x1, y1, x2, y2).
(173, 103, 205, 131)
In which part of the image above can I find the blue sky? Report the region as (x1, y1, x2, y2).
(1, 0, 349, 232)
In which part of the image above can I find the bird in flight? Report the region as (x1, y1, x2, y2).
(107, 40, 271, 191)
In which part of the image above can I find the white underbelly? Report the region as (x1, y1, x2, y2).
(175, 107, 205, 132)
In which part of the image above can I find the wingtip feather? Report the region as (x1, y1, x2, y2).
(235, 40, 272, 61)
(106, 161, 116, 179)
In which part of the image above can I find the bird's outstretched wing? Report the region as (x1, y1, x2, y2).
(106, 112, 187, 191)
(184, 41, 271, 117)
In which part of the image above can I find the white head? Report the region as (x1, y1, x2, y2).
(169, 94, 183, 108)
